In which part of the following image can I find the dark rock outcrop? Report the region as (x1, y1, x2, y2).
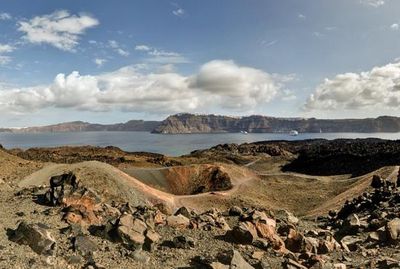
(9, 222, 56, 256)
(282, 138, 400, 177)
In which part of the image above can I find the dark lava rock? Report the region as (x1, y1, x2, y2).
(172, 235, 195, 249)
(371, 175, 385, 189)
(229, 206, 243, 216)
(73, 235, 97, 256)
(218, 249, 254, 269)
(44, 172, 78, 206)
(174, 206, 192, 219)
(282, 139, 400, 177)
(9, 221, 56, 256)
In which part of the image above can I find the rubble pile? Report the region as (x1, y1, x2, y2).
(7, 170, 400, 268)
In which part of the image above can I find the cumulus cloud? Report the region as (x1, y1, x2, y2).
(0, 44, 15, 65)
(18, 10, 99, 52)
(360, 0, 385, 7)
(0, 60, 286, 115)
(391, 23, 399, 30)
(304, 62, 400, 111)
(0, 13, 11, 20)
(188, 60, 281, 110)
(135, 45, 151, 51)
(94, 58, 107, 67)
(172, 8, 185, 17)
(108, 40, 129, 56)
(0, 44, 15, 54)
(298, 13, 306, 19)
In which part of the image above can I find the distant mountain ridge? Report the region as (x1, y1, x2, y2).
(152, 113, 400, 134)
(2, 120, 161, 133)
(2, 114, 400, 134)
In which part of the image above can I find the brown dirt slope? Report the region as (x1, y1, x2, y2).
(0, 146, 43, 183)
(18, 161, 176, 209)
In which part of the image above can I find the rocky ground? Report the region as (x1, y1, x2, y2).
(1, 139, 400, 268)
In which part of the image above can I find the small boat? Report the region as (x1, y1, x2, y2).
(240, 131, 248, 134)
(289, 130, 299, 136)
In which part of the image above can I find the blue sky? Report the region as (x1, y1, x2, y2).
(1, 0, 400, 127)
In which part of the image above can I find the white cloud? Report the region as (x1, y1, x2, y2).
(148, 49, 180, 57)
(18, 10, 99, 52)
(0, 56, 11, 65)
(0, 44, 15, 53)
(279, 89, 297, 101)
(0, 60, 285, 114)
(261, 40, 278, 47)
(0, 13, 11, 20)
(108, 40, 129, 56)
(116, 48, 129, 56)
(135, 45, 151, 51)
(304, 61, 400, 112)
(94, 58, 107, 67)
(108, 40, 118, 48)
(188, 60, 282, 110)
(172, 8, 185, 17)
(0, 44, 15, 65)
(313, 31, 324, 38)
(324, 26, 337, 31)
(298, 13, 306, 19)
(391, 23, 399, 30)
(135, 44, 188, 64)
(360, 0, 385, 7)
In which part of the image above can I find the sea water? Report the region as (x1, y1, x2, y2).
(0, 131, 399, 156)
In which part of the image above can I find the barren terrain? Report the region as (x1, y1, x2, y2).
(1, 139, 400, 268)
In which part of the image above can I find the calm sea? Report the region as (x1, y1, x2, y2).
(0, 131, 400, 156)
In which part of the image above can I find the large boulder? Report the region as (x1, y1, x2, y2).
(144, 229, 161, 251)
(166, 214, 190, 229)
(73, 235, 97, 256)
(229, 221, 258, 244)
(386, 218, 400, 241)
(172, 235, 195, 249)
(9, 221, 56, 256)
(216, 250, 254, 269)
(371, 175, 384, 189)
(255, 221, 285, 251)
(117, 226, 145, 250)
(116, 214, 148, 250)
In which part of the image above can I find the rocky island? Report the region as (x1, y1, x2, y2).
(153, 113, 400, 134)
(5, 120, 161, 133)
(4, 114, 400, 135)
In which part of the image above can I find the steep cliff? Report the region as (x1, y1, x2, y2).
(11, 120, 161, 133)
(152, 114, 400, 134)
